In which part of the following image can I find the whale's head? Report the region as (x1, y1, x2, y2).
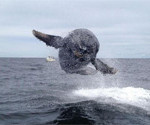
(63, 30, 100, 62)
(72, 45, 95, 62)
(70, 29, 99, 61)
(64, 41, 98, 63)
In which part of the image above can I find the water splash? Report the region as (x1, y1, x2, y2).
(73, 87, 150, 111)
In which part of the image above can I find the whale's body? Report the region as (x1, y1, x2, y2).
(33, 29, 117, 75)
(59, 29, 99, 73)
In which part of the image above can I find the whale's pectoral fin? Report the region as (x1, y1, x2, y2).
(32, 30, 63, 49)
(91, 58, 117, 74)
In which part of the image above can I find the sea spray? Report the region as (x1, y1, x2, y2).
(73, 87, 150, 111)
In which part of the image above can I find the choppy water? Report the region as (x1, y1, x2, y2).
(0, 58, 150, 125)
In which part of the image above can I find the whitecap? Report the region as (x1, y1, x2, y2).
(73, 87, 150, 111)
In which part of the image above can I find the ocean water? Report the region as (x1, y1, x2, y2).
(0, 58, 150, 125)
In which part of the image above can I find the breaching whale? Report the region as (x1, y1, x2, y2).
(32, 29, 117, 75)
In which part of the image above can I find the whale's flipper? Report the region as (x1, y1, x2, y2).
(32, 30, 63, 49)
(91, 58, 117, 74)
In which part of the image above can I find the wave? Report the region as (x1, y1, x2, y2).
(73, 87, 150, 111)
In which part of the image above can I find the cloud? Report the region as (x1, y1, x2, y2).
(0, 0, 150, 57)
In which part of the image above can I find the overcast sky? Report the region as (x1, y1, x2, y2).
(0, 0, 150, 58)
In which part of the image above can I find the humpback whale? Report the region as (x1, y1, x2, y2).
(32, 29, 117, 75)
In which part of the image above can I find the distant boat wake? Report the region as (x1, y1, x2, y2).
(73, 87, 150, 111)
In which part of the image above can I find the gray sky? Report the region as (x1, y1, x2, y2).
(0, 0, 150, 58)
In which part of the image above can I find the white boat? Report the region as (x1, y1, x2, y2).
(46, 56, 56, 62)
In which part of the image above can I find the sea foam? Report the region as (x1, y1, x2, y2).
(73, 87, 150, 111)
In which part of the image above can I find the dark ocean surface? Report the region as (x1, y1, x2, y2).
(0, 58, 150, 125)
